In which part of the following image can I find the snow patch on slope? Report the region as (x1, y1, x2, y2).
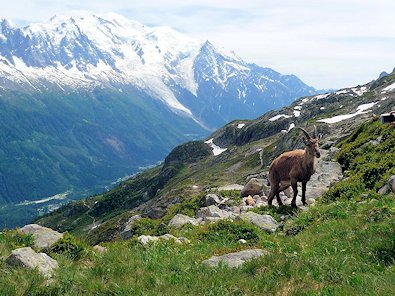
(205, 138, 227, 156)
(318, 102, 378, 124)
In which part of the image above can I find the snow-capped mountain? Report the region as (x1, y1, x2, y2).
(0, 13, 319, 128)
(0, 13, 323, 204)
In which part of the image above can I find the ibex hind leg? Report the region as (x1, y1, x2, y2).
(276, 183, 289, 206)
(267, 183, 279, 207)
(291, 180, 298, 208)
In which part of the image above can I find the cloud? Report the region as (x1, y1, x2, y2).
(0, 0, 394, 89)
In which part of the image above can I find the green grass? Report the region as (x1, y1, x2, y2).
(0, 196, 394, 295)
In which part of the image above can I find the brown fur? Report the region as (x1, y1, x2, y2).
(267, 129, 320, 207)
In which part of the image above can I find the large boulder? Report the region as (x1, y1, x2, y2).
(197, 205, 237, 221)
(6, 247, 58, 278)
(202, 249, 266, 268)
(19, 224, 63, 250)
(240, 178, 263, 197)
(120, 215, 142, 239)
(239, 212, 279, 232)
(168, 214, 199, 228)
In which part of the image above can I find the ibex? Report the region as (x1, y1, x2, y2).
(267, 126, 321, 208)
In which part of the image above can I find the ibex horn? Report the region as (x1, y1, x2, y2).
(296, 127, 311, 140)
(313, 125, 318, 138)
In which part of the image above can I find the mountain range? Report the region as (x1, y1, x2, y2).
(0, 13, 322, 205)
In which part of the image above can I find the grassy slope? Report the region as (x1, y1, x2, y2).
(1, 120, 394, 295)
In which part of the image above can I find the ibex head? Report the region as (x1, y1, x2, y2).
(297, 126, 321, 158)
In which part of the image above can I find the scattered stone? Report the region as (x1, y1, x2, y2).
(168, 214, 198, 229)
(120, 215, 142, 239)
(204, 193, 221, 206)
(239, 212, 279, 232)
(240, 178, 263, 197)
(138, 234, 190, 246)
(238, 239, 247, 244)
(202, 249, 266, 268)
(378, 184, 390, 195)
(245, 195, 256, 206)
(389, 175, 395, 193)
(378, 176, 395, 195)
(197, 205, 237, 221)
(93, 245, 107, 253)
(6, 247, 58, 278)
(19, 224, 63, 250)
(306, 198, 316, 205)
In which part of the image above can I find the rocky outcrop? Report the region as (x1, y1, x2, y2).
(240, 178, 263, 197)
(19, 224, 63, 250)
(239, 212, 279, 232)
(138, 234, 190, 246)
(120, 215, 142, 239)
(168, 214, 199, 228)
(6, 247, 58, 278)
(202, 249, 266, 268)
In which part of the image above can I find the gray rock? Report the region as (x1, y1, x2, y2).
(19, 224, 63, 250)
(197, 205, 237, 221)
(120, 215, 142, 239)
(239, 212, 279, 232)
(378, 184, 390, 195)
(389, 175, 395, 193)
(378, 175, 395, 195)
(204, 193, 221, 206)
(202, 249, 265, 268)
(6, 247, 58, 278)
(168, 214, 198, 229)
(138, 234, 190, 246)
(240, 178, 263, 197)
(240, 205, 254, 213)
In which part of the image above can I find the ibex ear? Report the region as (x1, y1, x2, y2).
(303, 137, 309, 145)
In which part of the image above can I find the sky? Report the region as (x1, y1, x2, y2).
(1, 0, 394, 90)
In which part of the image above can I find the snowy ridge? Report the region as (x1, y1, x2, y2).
(0, 12, 319, 127)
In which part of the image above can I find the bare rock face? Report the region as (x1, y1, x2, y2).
(168, 214, 199, 229)
(240, 178, 263, 197)
(202, 249, 266, 268)
(19, 224, 63, 250)
(6, 247, 58, 278)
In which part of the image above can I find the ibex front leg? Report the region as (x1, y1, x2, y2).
(291, 179, 298, 208)
(301, 181, 308, 205)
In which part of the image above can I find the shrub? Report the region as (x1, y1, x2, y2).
(199, 220, 260, 244)
(0, 230, 34, 249)
(48, 232, 86, 260)
(127, 218, 160, 237)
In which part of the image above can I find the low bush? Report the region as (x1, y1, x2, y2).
(48, 232, 87, 260)
(199, 220, 260, 244)
(0, 230, 34, 249)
